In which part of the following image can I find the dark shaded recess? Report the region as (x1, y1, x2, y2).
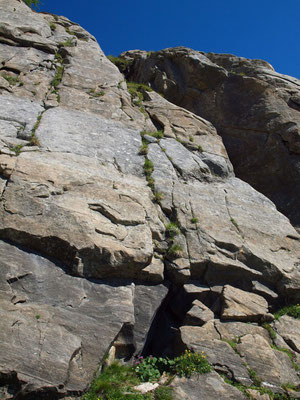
(141, 284, 181, 357)
(141, 281, 219, 357)
(149, 115, 164, 131)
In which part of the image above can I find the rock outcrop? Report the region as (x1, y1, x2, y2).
(0, 1, 300, 399)
(123, 47, 300, 229)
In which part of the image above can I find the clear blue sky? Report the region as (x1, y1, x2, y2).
(37, 0, 300, 79)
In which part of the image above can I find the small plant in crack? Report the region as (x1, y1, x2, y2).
(1, 73, 22, 86)
(51, 65, 64, 89)
(143, 158, 154, 177)
(139, 143, 148, 155)
(166, 222, 180, 238)
(262, 323, 277, 340)
(167, 243, 183, 258)
(247, 368, 262, 387)
(9, 144, 24, 156)
(87, 88, 105, 98)
(153, 191, 163, 203)
(141, 130, 164, 140)
(190, 217, 198, 224)
(107, 56, 133, 73)
(49, 22, 56, 31)
(59, 38, 75, 47)
(274, 304, 300, 320)
(230, 217, 239, 230)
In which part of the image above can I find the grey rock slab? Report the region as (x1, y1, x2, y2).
(182, 177, 300, 294)
(274, 315, 300, 353)
(133, 284, 169, 354)
(214, 320, 271, 344)
(0, 240, 134, 395)
(128, 47, 300, 227)
(172, 372, 248, 400)
(179, 325, 251, 385)
(143, 90, 228, 158)
(0, 94, 43, 138)
(36, 106, 144, 176)
(221, 285, 272, 322)
(0, 0, 56, 51)
(0, 151, 160, 281)
(251, 281, 278, 302)
(237, 334, 299, 389)
(199, 151, 233, 178)
(183, 299, 214, 326)
(160, 138, 210, 181)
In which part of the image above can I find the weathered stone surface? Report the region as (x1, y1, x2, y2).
(0, 151, 163, 280)
(183, 300, 214, 326)
(125, 47, 300, 228)
(179, 325, 251, 385)
(237, 334, 299, 390)
(221, 285, 272, 322)
(1, 2, 300, 398)
(0, 240, 134, 395)
(215, 320, 271, 343)
(274, 315, 300, 353)
(172, 371, 248, 400)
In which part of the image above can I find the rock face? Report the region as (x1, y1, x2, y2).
(0, 1, 300, 399)
(124, 47, 300, 229)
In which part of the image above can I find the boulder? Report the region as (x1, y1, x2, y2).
(221, 285, 273, 322)
(237, 334, 299, 390)
(172, 371, 248, 400)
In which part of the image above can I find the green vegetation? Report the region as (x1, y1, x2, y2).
(107, 56, 133, 73)
(127, 82, 152, 113)
(151, 130, 164, 139)
(166, 222, 180, 238)
(144, 158, 154, 177)
(171, 350, 211, 377)
(140, 130, 164, 140)
(9, 144, 24, 156)
(262, 323, 277, 340)
(59, 38, 75, 47)
(35, 314, 40, 319)
(197, 145, 203, 152)
(82, 351, 210, 400)
(167, 243, 183, 258)
(247, 368, 262, 387)
(223, 339, 239, 353)
(139, 143, 149, 155)
(51, 64, 64, 89)
(1, 74, 22, 86)
(230, 217, 239, 230)
(190, 217, 198, 224)
(49, 22, 56, 31)
(29, 113, 42, 147)
(65, 27, 77, 36)
(82, 362, 151, 400)
(23, 0, 39, 7)
(274, 304, 300, 320)
(189, 136, 194, 142)
(87, 89, 105, 98)
(143, 157, 156, 192)
(153, 192, 163, 203)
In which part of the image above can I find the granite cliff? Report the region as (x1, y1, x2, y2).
(0, 1, 300, 399)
